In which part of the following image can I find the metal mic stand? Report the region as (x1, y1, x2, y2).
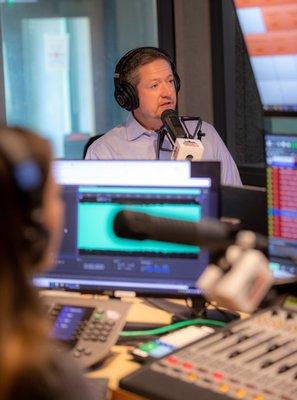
(180, 116, 205, 141)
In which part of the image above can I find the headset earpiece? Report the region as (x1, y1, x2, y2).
(114, 46, 181, 111)
(114, 81, 139, 111)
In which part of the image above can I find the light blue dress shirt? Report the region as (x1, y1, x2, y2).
(85, 113, 242, 186)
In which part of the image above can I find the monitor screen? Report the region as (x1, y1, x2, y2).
(265, 134, 297, 278)
(265, 133, 297, 167)
(34, 161, 220, 297)
(234, 0, 297, 114)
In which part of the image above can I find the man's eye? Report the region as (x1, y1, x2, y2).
(150, 83, 158, 89)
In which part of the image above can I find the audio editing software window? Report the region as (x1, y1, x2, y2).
(35, 161, 219, 297)
(265, 134, 297, 278)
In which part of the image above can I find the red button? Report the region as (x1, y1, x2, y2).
(166, 356, 178, 365)
(182, 362, 193, 370)
(213, 371, 224, 380)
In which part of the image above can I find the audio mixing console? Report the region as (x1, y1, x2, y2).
(120, 298, 297, 400)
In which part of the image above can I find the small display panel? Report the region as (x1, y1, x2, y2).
(265, 133, 297, 167)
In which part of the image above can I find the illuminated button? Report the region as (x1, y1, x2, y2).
(140, 341, 159, 352)
(235, 389, 247, 398)
(166, 355, 178, 365)
(213, 371, 224, 380)
(186, 372, 198, 382)
(93, 312, 102, 320)
(182, 361, 193, 370)
(150, 345, 172, 358)
(218, 384, 230, 393)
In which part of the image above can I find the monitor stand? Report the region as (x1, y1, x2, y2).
(142, 296, 240, 324)
(123, 297, 239, 332)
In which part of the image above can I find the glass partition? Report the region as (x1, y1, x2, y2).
(0, 0, 158, 158)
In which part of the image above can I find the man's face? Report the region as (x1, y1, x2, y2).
(133, 58, 177, 130)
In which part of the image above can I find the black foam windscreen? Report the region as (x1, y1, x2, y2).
(161, 109, 188, 140)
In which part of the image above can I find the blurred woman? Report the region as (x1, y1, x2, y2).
(0, 127, 100, 399)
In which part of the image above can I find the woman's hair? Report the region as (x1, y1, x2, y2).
(0, 127, 52, 399)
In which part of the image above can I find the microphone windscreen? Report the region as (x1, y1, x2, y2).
(161, 109, 176, 124)
(113, 210, 238, 252)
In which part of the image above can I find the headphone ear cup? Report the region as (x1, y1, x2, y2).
(22, 224, 50, 265)
(114, 81, 139, 111)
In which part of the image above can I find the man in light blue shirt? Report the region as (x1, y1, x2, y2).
(85, 47, 242, 186)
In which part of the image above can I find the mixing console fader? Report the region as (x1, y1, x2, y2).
(120, 299, 297, 400)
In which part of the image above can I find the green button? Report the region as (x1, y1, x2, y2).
(139, 341, 159, 352)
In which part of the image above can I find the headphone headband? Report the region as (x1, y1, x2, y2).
(114, 46, 180, 111)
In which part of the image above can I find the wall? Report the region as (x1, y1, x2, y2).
(174, 0, 213, 124)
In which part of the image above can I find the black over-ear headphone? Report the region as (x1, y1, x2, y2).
(0, 130, 49, 265)
(114, 46, 181, 111)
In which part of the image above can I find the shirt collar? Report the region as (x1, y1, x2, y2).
(125, 112, 157, 141)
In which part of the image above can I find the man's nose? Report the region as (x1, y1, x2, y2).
(161, 82, 174, 97)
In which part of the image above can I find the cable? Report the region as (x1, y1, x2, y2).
(120, 318, 226, 337)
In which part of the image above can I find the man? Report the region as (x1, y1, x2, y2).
(85, 47, 242, 186)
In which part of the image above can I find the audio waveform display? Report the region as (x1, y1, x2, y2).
(78, 202, 200, 255)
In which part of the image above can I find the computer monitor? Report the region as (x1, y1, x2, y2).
(221, 185, 267, 236)
(265, 133, 297, 167)
(34, 160, 220, 297)
(265, 134, 297, 278)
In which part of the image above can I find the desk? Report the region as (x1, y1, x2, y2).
(86, 298, 173, 399)
(86, 297, 248, 399)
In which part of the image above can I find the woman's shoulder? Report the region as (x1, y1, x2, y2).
(10, 345, 105, 400)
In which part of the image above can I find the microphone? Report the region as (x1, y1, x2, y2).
(161, 109, 188, 144)
(113, 210, 275, 313)
(161, 109, 204, 161)
(113, 210, 242, 252)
